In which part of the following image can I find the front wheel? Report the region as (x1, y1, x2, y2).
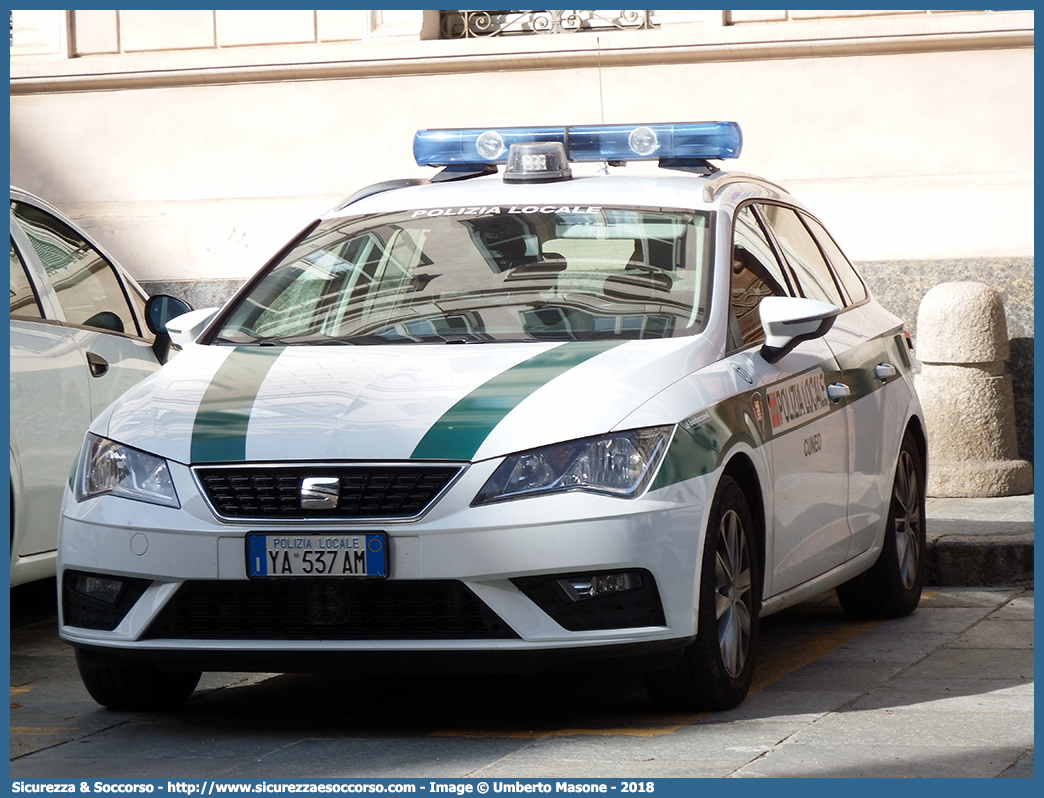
(836, 431, 926, 619)
(645, 475, 760, 710)
(75, 649, 200, 711)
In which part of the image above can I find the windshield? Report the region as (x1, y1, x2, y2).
(213, 206, 713, 345)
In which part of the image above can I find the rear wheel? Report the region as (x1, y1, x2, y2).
(75, 649, 200, 711)
(836, 431, 926, 619)
(645, 475, 760, 710)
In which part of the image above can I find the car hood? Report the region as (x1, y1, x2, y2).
(95, 337, 718, 465)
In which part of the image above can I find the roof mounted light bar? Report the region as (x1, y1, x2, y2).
(413, 122, 742, 168)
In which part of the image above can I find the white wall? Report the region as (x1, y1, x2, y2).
(10, 9, 1034, 283)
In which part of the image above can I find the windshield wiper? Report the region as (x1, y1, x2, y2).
(229, 334, 529, 346)
(445, 337, 530, 344)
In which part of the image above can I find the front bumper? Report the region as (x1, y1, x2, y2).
(58, 459, 715, 672)
(72, 636, 696, 675)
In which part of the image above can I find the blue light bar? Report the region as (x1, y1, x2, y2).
(567, 123, 743, 162)
(413, 122, 742, 167)
(414, 127, 562, 166)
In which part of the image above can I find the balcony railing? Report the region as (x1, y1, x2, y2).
(440, 10, 656, 38)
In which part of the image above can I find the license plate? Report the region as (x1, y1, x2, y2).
(246, 533, 387, 578)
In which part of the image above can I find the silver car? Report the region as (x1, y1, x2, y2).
(10, 186, 189, 586)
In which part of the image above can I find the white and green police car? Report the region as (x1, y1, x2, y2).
(58, 122, 927, 712)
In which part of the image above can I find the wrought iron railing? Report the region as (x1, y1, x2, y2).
(440, 10, 656, 38)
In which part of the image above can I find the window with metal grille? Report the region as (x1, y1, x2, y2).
(439, 10, 656, 38)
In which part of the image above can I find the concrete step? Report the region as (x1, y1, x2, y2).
(925, 494, 1034, 587)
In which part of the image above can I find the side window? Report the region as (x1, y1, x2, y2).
(756, 204, 845, 308)
(801, 213, 867, 305)
(728, 205, 792, 350)
(10, 241, 44, 319)
(10, 201, 141, 336)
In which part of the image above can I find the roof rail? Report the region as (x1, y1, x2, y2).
(658, 158, 719, 176)
(701, 172, 789, 203)
(431, 164, 499, 183)
(335, 178, 427, 211)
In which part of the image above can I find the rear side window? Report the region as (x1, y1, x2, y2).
(10, 241, 44, 319)
(11, 201, 141, 336)
(801, 214, 867, 305)
(756, 204, 845, 308)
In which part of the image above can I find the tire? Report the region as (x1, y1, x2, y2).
(645, 475, 760, 710)
(836, 431, 926, 619)
(75, 649, 200, 711)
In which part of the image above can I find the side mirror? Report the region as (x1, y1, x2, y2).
(759, 297, 839, 364)
(82, 310, 125, 334)
(166, 307, 219, 350)
(145, 294, 194, 363)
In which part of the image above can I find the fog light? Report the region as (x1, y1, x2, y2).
(70, 573, 126, 606)
(512, 569, 663, 630)
(63, 570, 152, 631)
(555, 571, 644, 603)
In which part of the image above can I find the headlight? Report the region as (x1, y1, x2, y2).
(75, 434, 180, 508)
(474, 426, 673, 505)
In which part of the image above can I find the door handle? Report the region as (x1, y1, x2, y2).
(826, 382, 851, 402)
(86, 351, 109, 378)
(874, 362, 897, 381)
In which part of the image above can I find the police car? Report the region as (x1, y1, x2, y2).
(58, 122, 927, 712)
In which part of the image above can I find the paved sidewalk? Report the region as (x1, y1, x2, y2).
(9, 586, 1033, 779)
(926, 494, 1034, 586)
(724, 587, 1035, 778)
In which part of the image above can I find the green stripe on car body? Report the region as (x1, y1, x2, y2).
(651, 390, 762, 492)
(410, 340, 626, 461)
(185, 330, 908, 473)
(650, 330, 908, 492)
(190, 346, 285, 463)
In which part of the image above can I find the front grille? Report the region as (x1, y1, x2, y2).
(194, 464, 462, 520)
(143, 580, 519, 640)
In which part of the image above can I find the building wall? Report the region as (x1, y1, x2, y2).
(10, 9, 1035, 459)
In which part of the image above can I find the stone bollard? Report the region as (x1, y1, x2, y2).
(914, 282, 1032, 497)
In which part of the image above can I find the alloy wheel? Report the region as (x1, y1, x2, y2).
(892, 449, 922, 590)
(715, 508, 753, 678)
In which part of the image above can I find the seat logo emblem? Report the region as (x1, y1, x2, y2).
(300, 477, 340, 509)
